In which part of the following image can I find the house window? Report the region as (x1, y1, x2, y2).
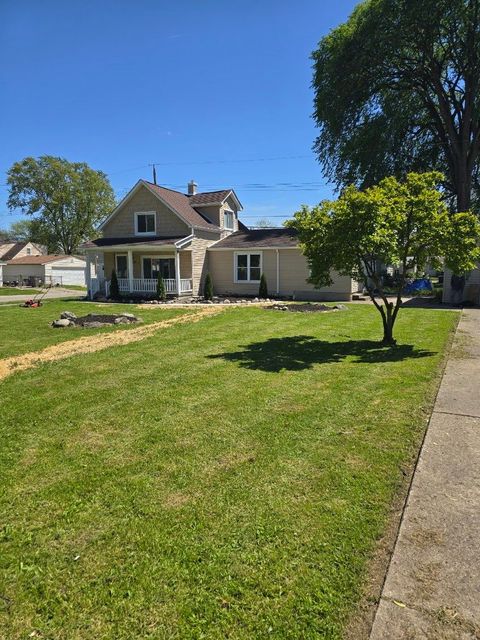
(224, 209, 234, 230)
(235, 252, 262, 282)
(135, 212, 156, 235)
(26, 248, 32, 255)
(115, 254, 128, 278)
(142, 257, 175, 280)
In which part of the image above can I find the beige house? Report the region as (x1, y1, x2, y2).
(0, 241, 46, 262)
(81, 179, 360, 301)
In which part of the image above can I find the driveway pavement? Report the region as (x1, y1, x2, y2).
(0, 288, 84, 304)
(370, 309, 480, 639)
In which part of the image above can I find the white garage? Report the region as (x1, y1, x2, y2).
(4, 255, 87, 287)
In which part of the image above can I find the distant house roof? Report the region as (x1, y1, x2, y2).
(81, 235, 188, 249)
(0, 242, 28, 261)
(7, 255, 79, 266)
(209, 228, 299, 249)
(0, 241, 46, 261)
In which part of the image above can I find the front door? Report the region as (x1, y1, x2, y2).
(142, 257, 175, 280)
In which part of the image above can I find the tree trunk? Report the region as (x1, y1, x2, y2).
(381, 302, 397, 346)
(455, 163, 472, 212)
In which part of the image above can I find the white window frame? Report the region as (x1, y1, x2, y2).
(134, 211, 156, 236)
(115, 253, 128, 279)
(26, 247, 32, 255)
(223, 208, 234, 230)
(234, 251, 262, 283)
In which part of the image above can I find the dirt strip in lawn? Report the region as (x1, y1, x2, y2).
(0, 307, 222, 382)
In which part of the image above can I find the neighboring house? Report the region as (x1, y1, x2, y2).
(3, 255, 87, 287)
(0, 241, 46, 262)
(80, 179, 360, 301)
(443, 265, 480, 305)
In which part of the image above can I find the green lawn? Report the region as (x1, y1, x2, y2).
(0, 299, 191, 359)
(0, 305, 458, 639)
(0, 287, 42, 296)
(60, 284, 88, 291)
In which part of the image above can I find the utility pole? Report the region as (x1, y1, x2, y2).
(149, 164, 157, 185)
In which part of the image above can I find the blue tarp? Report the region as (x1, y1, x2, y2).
(404, 278, 433, 293)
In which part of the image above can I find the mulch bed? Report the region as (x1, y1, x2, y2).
(266, 303, 345, 313)
(73, 314, 139, 326)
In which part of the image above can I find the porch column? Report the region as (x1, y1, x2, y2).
(85, 253, 92, 298)
(275, 249, 280, 295)
(127, 250, 134, 293)
(175, 250, 181, 295)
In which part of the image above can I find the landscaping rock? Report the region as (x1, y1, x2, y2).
(223, 299, 231, 304)
(60, 311, 77, 320)
(114, 317, 130, 324)
(52, 318, 73, 328)
(120, 313, 136, 319)
(83, 321, 106, 328)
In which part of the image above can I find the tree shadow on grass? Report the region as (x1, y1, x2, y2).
(208, 335, 435, 372)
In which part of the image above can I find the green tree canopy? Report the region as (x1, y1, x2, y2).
(7, 156, 116, 254)
(288, 172, 480, 344)
(312, 0, 480, 212)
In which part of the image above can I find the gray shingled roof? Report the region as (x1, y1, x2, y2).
(81, 236, 187, 249)
(188, 190, 232, 206)
(210, 228, 299, 249)
(143, 182, 220, 230)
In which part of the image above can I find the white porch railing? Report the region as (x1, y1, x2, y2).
(91, 277, 105, 295)
(105, 278, 193, 296)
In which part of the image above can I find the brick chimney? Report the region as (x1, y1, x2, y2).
(187, 180, 198, 196)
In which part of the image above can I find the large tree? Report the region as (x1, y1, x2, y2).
(7, 156, 116, 254)
(312, 0, 480, 212)
(288, 172, 480, 344)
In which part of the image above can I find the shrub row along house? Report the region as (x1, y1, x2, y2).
(81, 180, 360, 300)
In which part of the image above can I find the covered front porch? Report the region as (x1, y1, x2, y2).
(87, 246, 193, 298)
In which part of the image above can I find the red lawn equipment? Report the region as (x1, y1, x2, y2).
(21, 286, 51, 308)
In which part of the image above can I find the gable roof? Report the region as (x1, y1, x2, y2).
(189, 189, 243, 210)
(144, 182, 219, 230)
(209, 228, 299, 249)
(0, 242, 28, 261)
(98, 181, 244, 234)
(0, 241, 45, 261)
(99, 180, 222, 233)
(6, 255, 79, 266)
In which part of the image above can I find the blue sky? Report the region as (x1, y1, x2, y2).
(0, 0, 357, 230)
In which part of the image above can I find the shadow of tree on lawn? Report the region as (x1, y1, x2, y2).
(208, 335, 435, 372)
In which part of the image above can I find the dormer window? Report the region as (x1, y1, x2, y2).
(224, 209, 234, 230)
(135, 212, 156, 236)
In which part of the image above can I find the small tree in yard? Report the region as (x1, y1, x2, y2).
(259, 273, 268, 298)
(156, 274, 167, 301)
(204, 273, 214, 300)
(289, 172, 480, 345)
(110, 269, 120, 300)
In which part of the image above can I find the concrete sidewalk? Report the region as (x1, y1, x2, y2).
(370, 309, 480, 639)
(0, 288, 84, 304)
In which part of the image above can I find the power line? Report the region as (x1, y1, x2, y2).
(146, 154, 313, 167)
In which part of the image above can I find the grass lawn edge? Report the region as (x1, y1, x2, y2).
(343, 309, 461, 640)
